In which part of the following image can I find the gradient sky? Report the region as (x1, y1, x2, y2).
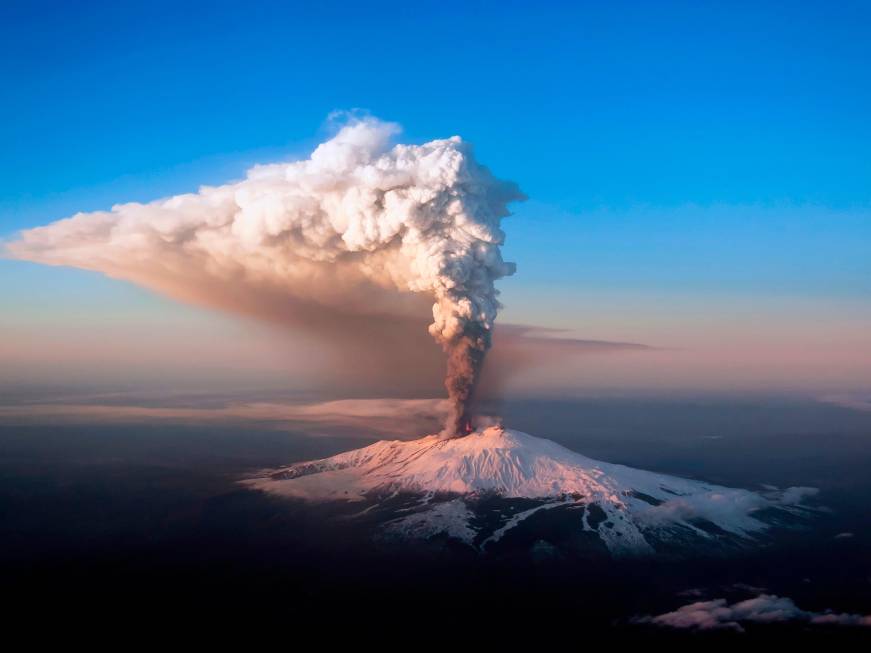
(1, 1, 870, 396)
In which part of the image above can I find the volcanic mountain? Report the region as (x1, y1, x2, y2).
(244, 426, 817, 556)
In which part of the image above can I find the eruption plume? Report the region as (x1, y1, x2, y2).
(5, 117, 523, 436)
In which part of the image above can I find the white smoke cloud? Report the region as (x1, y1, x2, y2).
(633, 594, 871, 632)
(5, 117, 524, 434)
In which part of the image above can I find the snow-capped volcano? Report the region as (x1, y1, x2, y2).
(244, 426, 817, 555)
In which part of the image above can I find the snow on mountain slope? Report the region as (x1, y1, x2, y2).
(243, 426, 817, 555)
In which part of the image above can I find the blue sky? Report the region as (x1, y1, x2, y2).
(2, 0, 870, 207)
(1, 1, 869, 394)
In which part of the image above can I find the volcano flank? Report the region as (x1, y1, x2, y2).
(244, 426, 817, 556)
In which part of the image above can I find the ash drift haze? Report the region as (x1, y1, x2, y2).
(8, 118, 817, 554)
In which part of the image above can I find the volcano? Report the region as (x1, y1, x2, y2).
(244, 426, 817, 556)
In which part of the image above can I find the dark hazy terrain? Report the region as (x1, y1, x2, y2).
(2, 393, 870, 643)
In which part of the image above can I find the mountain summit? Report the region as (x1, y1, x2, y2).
(244, 426, 816, 555)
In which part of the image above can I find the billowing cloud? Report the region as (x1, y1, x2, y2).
(5, 117, 524, 435)
(633, 593, 871, 633)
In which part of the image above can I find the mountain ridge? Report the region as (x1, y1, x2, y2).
(244, 426, 817, 555)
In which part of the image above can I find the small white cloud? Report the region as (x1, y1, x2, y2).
(633, 594, 871, 632)
(677, 588, 706, 598)
(729, 583, 767, 594)
(835, 532, 855, 539)
(778, 486, 820, 505)
(810, 613, 871, 626)
(819, 394, 871, 412)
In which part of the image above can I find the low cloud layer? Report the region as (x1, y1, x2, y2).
(819, 394, 871, 412)
(0, 397, 451, 438)
(634, 593, 871, 633)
